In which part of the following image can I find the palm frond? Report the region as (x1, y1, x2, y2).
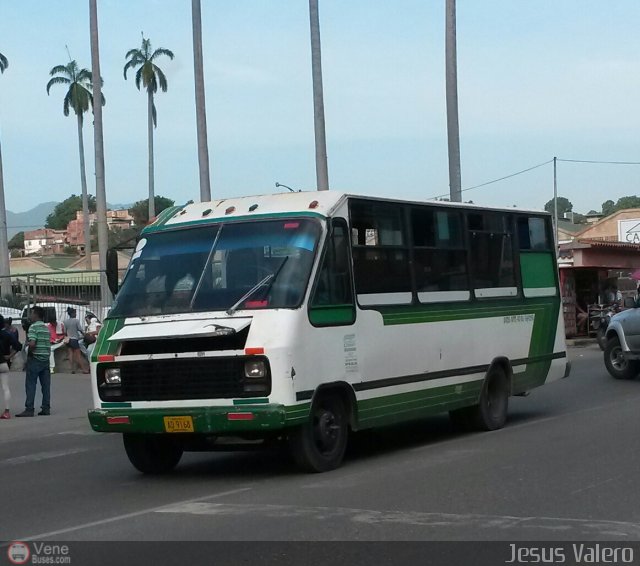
(49, 64, 71, 77)
(125, 48, 142, 60)
(46, 75, 71, 94)
(135, 65, 143, 91)
(0, 52, 8, 73)
(76, 68, 92, 82)
(154, 65, 168, 92)
(63, 91, 72, 117)
(151, 47, 174, 61)
(123, 58, 138, 80)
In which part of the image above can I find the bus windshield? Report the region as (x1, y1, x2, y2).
(109, 219, 322, 318)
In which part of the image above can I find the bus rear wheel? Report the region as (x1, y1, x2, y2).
(289, 393, 349, 473)
(123, 433, 183, 474)
(450, 367, 509, 432)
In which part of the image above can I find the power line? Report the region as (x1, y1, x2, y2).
(557, 158, 640, 165)
(430, 159, 553, 200)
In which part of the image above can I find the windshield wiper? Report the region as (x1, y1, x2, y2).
(226, 256, 289, 316)
(189, 225, 223, 310)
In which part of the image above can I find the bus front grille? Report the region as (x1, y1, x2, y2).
(98, 357, 270, 401)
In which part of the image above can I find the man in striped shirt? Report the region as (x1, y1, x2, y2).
(16, 306, 52, 417)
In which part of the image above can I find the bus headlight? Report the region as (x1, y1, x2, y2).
(104, 368, 121, 384)
(244, 360, 266, 379)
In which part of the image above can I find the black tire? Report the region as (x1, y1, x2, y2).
(604, 336, 639, 380)
(123, 433, 183, 474)
(288, 393, 349, 473)
(467, 367, 509, 431)
(596, 327, 607, 351)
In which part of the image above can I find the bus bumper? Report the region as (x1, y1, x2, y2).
(88, 404, 288, 434)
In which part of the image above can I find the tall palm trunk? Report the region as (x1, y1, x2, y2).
(77, 114, 92, 270)
(147, 90, 155, 219)
(192, 0, 211, 202)
(309, 0, 329, 191)
(0, 138, 11, 298)
(445, 0, 462, 202)
(89, 0, 110, 310)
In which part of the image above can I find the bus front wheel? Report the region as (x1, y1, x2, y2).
(123, 433, 183, 474)
(288, 393, 349, 473)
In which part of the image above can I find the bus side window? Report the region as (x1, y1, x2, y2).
(309, 220, 356, 326)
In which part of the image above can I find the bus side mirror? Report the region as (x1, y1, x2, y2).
(106, 249, 119, 297)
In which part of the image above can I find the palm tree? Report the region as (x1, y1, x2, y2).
(0, 51, 11, 298)
(124, 35, 174, 220)
(46, 60, 105, 269)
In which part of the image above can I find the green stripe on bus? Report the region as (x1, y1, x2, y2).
(233, 398, 269, 405)
(520, 252, 556, 288)
(356, 379, 483, 427)
(92, 317, 126, 362)
(101, 402, 132, 408)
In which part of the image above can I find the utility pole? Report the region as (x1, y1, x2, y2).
(553, 156, 558, 247)
(192, 0, 212, 203)
(89, 0, 110, 309)
(0, 139, 11, 298)
(309, 0, 329, 191)
(445, 0, 462, 202)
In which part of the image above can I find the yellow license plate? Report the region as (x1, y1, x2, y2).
(163, 416, 194, 433)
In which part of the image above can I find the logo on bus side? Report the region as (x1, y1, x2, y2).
(503, 314, 535, 324)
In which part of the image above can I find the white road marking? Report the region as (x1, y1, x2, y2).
(0, 447, 92, 467)
(13, 487, 252, 542)
(155, 502, 640, 538)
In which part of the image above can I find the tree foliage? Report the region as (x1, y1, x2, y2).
(130, 196, 175, 227)
(0, 51, 8, 74)
(46, 61, 105, 123)
(8, 231, 23, 250)
(45, 195, 96, 229)
(123, 35, 174, 127)
(601, 196, 640, 217)
(544, 197, 573, 219)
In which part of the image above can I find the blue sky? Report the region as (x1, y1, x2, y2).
(1, 1, 640, 221)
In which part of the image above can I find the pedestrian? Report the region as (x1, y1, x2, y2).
(47, 313, 65, 374)
(16, 306, 51, 417)
(64, 307, 89, 374)
(4, 317, 19, 343)
(0, 315, 21, 419)
(81, 314, 101, 361)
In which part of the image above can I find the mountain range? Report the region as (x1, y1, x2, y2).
(7, 202, 58, 239)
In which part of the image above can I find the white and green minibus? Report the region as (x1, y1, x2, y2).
(88, 191, 569, 473)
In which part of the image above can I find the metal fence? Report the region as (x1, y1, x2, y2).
(0, 270, 115, 319)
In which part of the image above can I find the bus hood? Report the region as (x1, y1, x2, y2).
(108, 317, 252, 342)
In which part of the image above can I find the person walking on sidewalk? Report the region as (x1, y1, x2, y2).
(16, 307, 52, 417)
(64, 307, 89, 374)
(0, 315, 21, 419)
